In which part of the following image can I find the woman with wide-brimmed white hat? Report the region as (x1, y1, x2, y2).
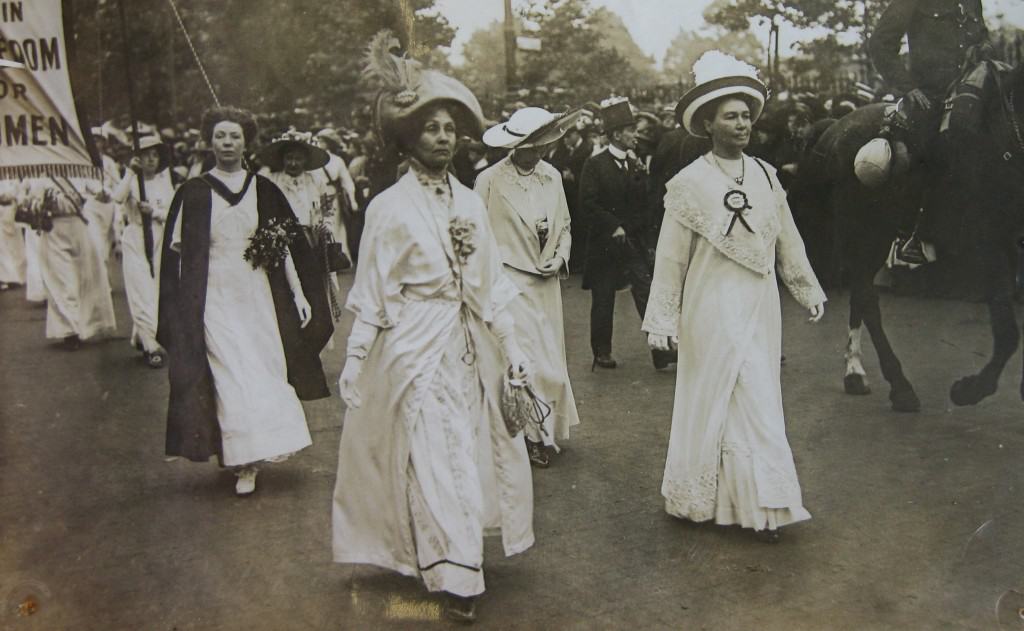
(475, 106, 583, 467)
(643, 51, 826, 543)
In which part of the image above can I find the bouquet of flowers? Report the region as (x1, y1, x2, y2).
(243, 217, 300, 271)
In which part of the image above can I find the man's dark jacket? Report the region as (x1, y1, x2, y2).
(869, 0, 988, 97)
(578, 149, 650, 290)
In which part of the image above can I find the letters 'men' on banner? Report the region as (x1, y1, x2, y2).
(0, 0, 98, 180)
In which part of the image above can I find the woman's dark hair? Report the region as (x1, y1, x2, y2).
(318, 135, 344, 156)
(392, 100, 467, 154)
(200, 106, 259, 146)
(693, 93, 759, 135)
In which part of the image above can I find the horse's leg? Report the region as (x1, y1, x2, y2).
(950, 239, 1020, 405)
(856, 273, 921, 412)
(844, 308, 871, 395)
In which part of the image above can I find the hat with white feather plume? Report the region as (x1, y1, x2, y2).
(362, 30, 484, 145)
(675, 50, 768, 137)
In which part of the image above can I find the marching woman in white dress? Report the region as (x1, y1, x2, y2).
(113, 136, 179, 368)
(643, 52, 826, 543)
(0, 180, 26, 290)
(332, 34, 534, 623)
(475, 107, 583, 466)
(27, 178, 117, 349)
(158, 106, 330, 496)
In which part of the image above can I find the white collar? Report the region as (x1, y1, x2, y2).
(607, 144, 628, 160)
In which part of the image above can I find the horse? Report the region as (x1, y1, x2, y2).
(794, 61, 1024, 412)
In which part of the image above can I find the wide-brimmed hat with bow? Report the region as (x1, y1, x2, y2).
(258, 129, 330, 172)
(363, 30, 484, 145)
(134, 135, 172, 172)
(482, 106, 586, 150)
(675, 51, 768, 138)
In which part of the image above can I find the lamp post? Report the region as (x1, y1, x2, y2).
(504, 0, 517, 92)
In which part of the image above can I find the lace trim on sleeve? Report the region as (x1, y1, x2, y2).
(643, 281, 682, 336)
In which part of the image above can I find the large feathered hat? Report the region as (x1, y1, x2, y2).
(363, 30, 484, 145)
(675, 51, 768, 137)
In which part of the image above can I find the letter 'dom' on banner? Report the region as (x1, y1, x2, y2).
(0, 0, 99, 180)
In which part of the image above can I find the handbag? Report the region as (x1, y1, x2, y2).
(500, 371, 551, 439)
(324, 241, 351, 272)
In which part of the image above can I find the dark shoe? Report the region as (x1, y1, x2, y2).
(146, 350, 166, 369)
(525, 439, 549, 468)
(444, 594, 477, 624)
(755, 528, 781, 544)
(61, 335, 81, 351)
(652, 349, 675, 370)
(592, 354, 617, 370)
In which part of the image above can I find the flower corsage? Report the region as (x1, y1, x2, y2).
(243, 217, 300, 271)
(449, 216, 478, 264)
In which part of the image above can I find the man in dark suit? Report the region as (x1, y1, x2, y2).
(579, 98, 674, 370)
(548, 121, 593, 266)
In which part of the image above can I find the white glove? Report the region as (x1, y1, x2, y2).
(505, 341, 531, 381)
(338, 357, 364, 409)
(536, 257, 562, 277)
(808, 303, 825, 323)
(294, 293, 312, 328)
(647, 333, 678, 352)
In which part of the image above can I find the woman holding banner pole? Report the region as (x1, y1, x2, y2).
(113, 135, 178, 368)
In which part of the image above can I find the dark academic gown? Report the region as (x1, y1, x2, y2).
(157, 174, 331, 464)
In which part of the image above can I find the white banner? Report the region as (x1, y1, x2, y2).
(0, 0, 98, 180)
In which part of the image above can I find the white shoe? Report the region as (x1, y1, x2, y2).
(235, 467, 257, 496)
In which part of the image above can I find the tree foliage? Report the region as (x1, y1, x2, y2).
(456, 20, 514, 104)
(66, 0, 455, 129)
(515, 0, 654, 102)
(662, 28, 764, 84)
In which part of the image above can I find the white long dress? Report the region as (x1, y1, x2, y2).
(474, 157, 580, 446)
(82, 154, 122, 269)
(332, 167, 534, 598)
(0, 182, 26, 285)
(169, 168, 311, 466)
(642, 155, 825, 531)
(38, 209, 117, 341)
(113, 170, 176, 353)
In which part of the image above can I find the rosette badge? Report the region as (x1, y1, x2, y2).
(722, 190, 754, 236)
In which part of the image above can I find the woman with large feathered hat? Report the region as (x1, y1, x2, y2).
(331, 31, 535, 623)
(643, 51, 826, 543)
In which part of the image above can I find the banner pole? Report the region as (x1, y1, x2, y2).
(116, 0, 154, 276)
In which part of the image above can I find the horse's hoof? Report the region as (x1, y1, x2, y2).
(950, 375, 997, 407)
(844, 373, 871, 396)
(889, 387, 921, 413)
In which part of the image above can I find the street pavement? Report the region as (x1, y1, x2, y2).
(2, 264, 1024, 631)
